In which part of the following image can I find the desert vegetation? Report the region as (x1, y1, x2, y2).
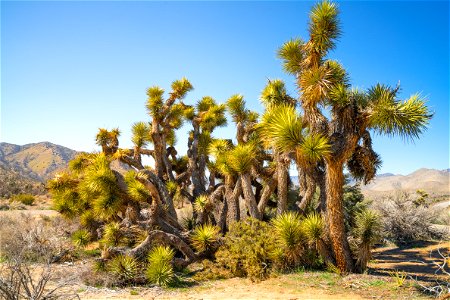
(1, 1, 448, 299)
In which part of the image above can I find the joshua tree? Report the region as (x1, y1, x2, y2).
(49, 78, 227, 267)
(277, 0, 432, 272)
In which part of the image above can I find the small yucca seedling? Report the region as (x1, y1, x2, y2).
(191, 224, 221, 253)
(389, 270, 407, 287)
(193, 195, 209, 212)
(71, 229, 91, 248)
(108, 255, 138, 282)
(93, 259, 107, 273)
(146, 262, 175, 287)
(354, 209, 381, 271)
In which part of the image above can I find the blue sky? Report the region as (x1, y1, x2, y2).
(1, 1, 449, 175)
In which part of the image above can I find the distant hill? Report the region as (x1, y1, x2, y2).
(361, 168, 450, 196)
(0, 164, 46, 198)
(0, 142, 78, 182)
(355, 169, 449, 203)
(291, 168, 449, 201)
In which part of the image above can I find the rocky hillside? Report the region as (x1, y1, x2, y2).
(361, 168, 450, 200)
(0, 142, 78, 182)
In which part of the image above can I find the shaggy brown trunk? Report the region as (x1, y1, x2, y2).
(151, 120, 165, 178)
(225, 176, 241, 224)
(257, 177, 277, 215)
(276, 153, 289, 215)
(316, 169, 327, 213)
(188, 122, 205, 199)
(241, 173, 261, 220)
(326, 160, 354, 273)
(298, 171, 316, 213)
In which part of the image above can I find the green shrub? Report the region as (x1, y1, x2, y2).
(146, 261, 174, 287)
(215, 218, 277, 281)
(11, 193, 35, 206)
(71, 229, 91, 248)
(352, 209, 381, 271)
(190, 224, 221, 253)
(101, 222, 126, 247)
(146, 245, 176, 287)
(271, 212, 305, 268)
(148, 245, 175, 265)
(108, 255, 138, 283)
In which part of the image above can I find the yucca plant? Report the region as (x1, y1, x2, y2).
(277, 0, 432, 272)
(108, 255, 138, 282)
(146, 245, 176, 287)
(271, 212, 305, 267)
(191, 224, 221, 253)
(301, 213, 334, 266)
(146, 261, 175, 287)
(71, 229, 91, 248)
(353, 209, 381, 271)
(193, 195, 210, 213)
(148, 245, 175, 265)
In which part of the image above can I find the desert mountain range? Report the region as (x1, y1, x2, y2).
(0, 142, 449, 199)
(0, 142, 77, 182)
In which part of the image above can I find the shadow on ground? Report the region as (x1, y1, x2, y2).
(369, 240, 449, 283)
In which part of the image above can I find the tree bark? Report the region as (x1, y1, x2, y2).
(325, 160, 354, 273)
(241, 173, 261, 220)
(297, 172, 316, 212)
(257, 177, 277, 215)
(225, 176, 241, 224)
(276, 153, 289, 215)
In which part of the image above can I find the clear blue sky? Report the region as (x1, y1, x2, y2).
(1, 1, 449, 175)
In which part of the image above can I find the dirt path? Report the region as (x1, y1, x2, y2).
(370, 241, 450, 282)
(79, 276, 365, 300)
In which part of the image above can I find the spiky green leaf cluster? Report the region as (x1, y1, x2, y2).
(108, 255, 138, 282)
(271, 212, 304, 249)
(227, 143, 256, 174)
(259, 104, 304, 151)
(146, 245, 176, 287)
(148, 245, 175, 265)
(226, 94, 258, 124)
(72, 229, 91, 248)
(297, 133, 330, 163)
(301, 213, 324, 243)
(125, 171, 151, 202)
(102, 222, 125, 247)
(353, 209, 381, 245)
(260, 79, 296, 108)
(146, 86, 165, 117)
(309, 0, 340, 55)
(95, 128, 120, 149)
(208, 139, 233, 159)
(193, 195, 209, 212)
(170, 77, 193, 100)
(368, 89, 432, 141)
(131, 122, 152, 148)
(277, 39, 304, 75)
(191, 224, 221, 253)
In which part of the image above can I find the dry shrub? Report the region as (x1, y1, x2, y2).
(0, 213, 75, 263)
(372, 192, 446, 244)
(215, 218, 277, 281)
(79, 261, 116, 288)
(0, 259, 79, 300)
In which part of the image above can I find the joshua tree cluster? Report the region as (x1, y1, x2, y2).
(48, 0, 431, 275)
